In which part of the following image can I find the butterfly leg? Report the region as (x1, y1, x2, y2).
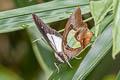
(54, 62, 60, 73)
(32, 37, 47, 44)
(74, 56, 82, 60)
(32, 38, 41, 43)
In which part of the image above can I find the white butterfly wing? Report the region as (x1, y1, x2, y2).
(47, 34, 62, 52)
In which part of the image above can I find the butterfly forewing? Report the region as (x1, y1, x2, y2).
(32, 14, 63, 53)
(46, 34, 62, 52)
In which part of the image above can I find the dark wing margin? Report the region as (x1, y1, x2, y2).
(32, 14, 62, 52)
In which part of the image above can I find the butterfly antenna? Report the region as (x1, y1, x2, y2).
(66, 61, 72, 68)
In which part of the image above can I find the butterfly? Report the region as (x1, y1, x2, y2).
(32, 7, 93, 72)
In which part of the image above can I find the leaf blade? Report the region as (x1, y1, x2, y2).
(116, 71, 120, 80)
(112, 0, 120, 59)
(90, 0, 113, 36)
(0, 0, 89, 19)
(0, 0, 90, 33)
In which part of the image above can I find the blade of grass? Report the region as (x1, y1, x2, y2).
(90, 0, 113, 24)
(97, 14, 113, 35)
(0, 1, 90, 33)
(116, 71, 120, 80)
(90, 0, 113, 36)
(13, 0, 37, 8)
(112, 0, 120, 59)
(0, 0, 89, 19)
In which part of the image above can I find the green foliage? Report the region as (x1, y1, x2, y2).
(0, 66, 22, 80)
(112, 0, 120, 59)
(0, 0, 120, 80)
(0, 0, 89, 33)
(90, 0, 113, 36)
(13, 0, 37, 8)
(90, 0, 112, 24)
(116, 71, 120, 80)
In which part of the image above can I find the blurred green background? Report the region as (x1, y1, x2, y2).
(0, 0, 47, 80)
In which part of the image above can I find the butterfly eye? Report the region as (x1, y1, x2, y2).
(69, 24, 73, 29)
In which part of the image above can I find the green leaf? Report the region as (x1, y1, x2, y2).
(0, 0, 90, 33)
(0, 0, 89, 19)
(112, 0, 120, 59)
(90, 0, 113, 24)
(13, 0, 37, 8)
(90, 0, 113, 36)
(72, 23, 113, 80)
(0, 66, 22, 80)
(116, 71, 120, 80)
(97, 14, 113, 35)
